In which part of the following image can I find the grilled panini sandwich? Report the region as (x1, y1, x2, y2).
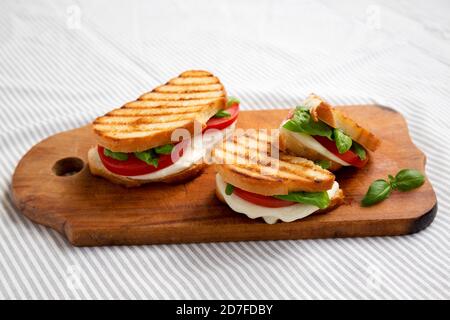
(279, 94, 380, 171)
(213, 131, 344, 224)
(89, 70, 240, 187)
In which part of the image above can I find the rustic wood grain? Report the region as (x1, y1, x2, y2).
(12, 105, 437, 246)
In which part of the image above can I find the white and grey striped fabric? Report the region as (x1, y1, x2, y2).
(1, 0, 449, 299)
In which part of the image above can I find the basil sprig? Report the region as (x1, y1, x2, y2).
(225, 184, 234, 195)
(361, 180, 391, 207)
(274, 191, 330, 209)
(333, 131, 368, 159)
(104, 144, 175, 168)
(134, 144, 175, 168)
(214, 96, 239, 118)
(334, 131, 368, 158)
(214, 110, 231, 118)
(283, 107, 369, 158)
(282, 106, 333, 139)
(103, 149, 128, 161)
(154, 144, 174, 155)
(227, 96, 240, 107)
(333, 128, 352, 154)
(134, 150, 159, 167)
(361, 169, 425, 207)
(394, 169, 426, 191)
(352, 142, 367, 160)
(315, 159, 331, 170)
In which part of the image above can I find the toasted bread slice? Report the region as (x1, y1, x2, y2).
(93, 70, 226, 153)
(306, 94, 380, 151)
(88, 147, 206, 187)
(212, 131, 336, 195)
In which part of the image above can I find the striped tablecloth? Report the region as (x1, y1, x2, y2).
(1, 0, 449, 299)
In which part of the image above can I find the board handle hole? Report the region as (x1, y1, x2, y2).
(52, 157, 84, 176)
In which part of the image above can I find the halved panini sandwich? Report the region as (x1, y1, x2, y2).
(212, 131, 344, 224)
(279, 94, 380, 170)
(89, 70, 240, 187)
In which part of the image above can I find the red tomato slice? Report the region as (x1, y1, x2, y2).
(233, 187, 296, 208)
(99, 103, 239, 176)
(313, 136, 368, 168)
(98, 142, 186, 176)
(205, 103, 239, 131)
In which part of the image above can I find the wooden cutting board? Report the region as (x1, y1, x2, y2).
(12, 105, 437, 246)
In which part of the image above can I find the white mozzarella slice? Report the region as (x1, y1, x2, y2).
(280, 125, 350, 166)
(216, 173, 339, 224)
(127, 123, 236, 181)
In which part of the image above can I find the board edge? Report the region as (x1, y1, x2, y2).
(408, 203, 438, 235)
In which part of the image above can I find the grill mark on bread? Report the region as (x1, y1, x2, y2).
(94, 120, 192, 132)
(106, 106, 203, 116)
(94, 114, 197, 125)
(213, 132, 334, 185)
(168, 76, 219, 85)
(92, 70, 226, 148)
(230, 163, 322, 182)
(139, 90, 225, 101)
(95, 130, 168, 139)
(179, 70, 214, 77)
(228, 166, 282, 182)
(154, 84, 223, 93)
(124, 99, 216, 109)
(217, 156, 331, 182)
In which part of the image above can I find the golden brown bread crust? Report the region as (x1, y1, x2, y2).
(212, 131, 336, 195)
(306, 93, 381, 152)
(215, 163, 334, 195)
(93, 70, 226, 152)
(87, 147, 205, 187)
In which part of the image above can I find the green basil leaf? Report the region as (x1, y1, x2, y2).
(103, 148, 128, 161)
(394, 169, 425, 191)
(282, 106, 333, 139)
(361, 179, 391, 207)
(388, 174, 397, 189)
(274, 191, 330, 209)
(315, 159, 331, 170)
(282, 120, 302, 132)
(134, 150, 159, 168)
(225, 184, 234, 195)
(227, 96, 240, 107)
(352, 142, 366, 160)
(154, 144, 174, 155)
(214, 110, 231, 118)
(333, 128, 352, 154)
